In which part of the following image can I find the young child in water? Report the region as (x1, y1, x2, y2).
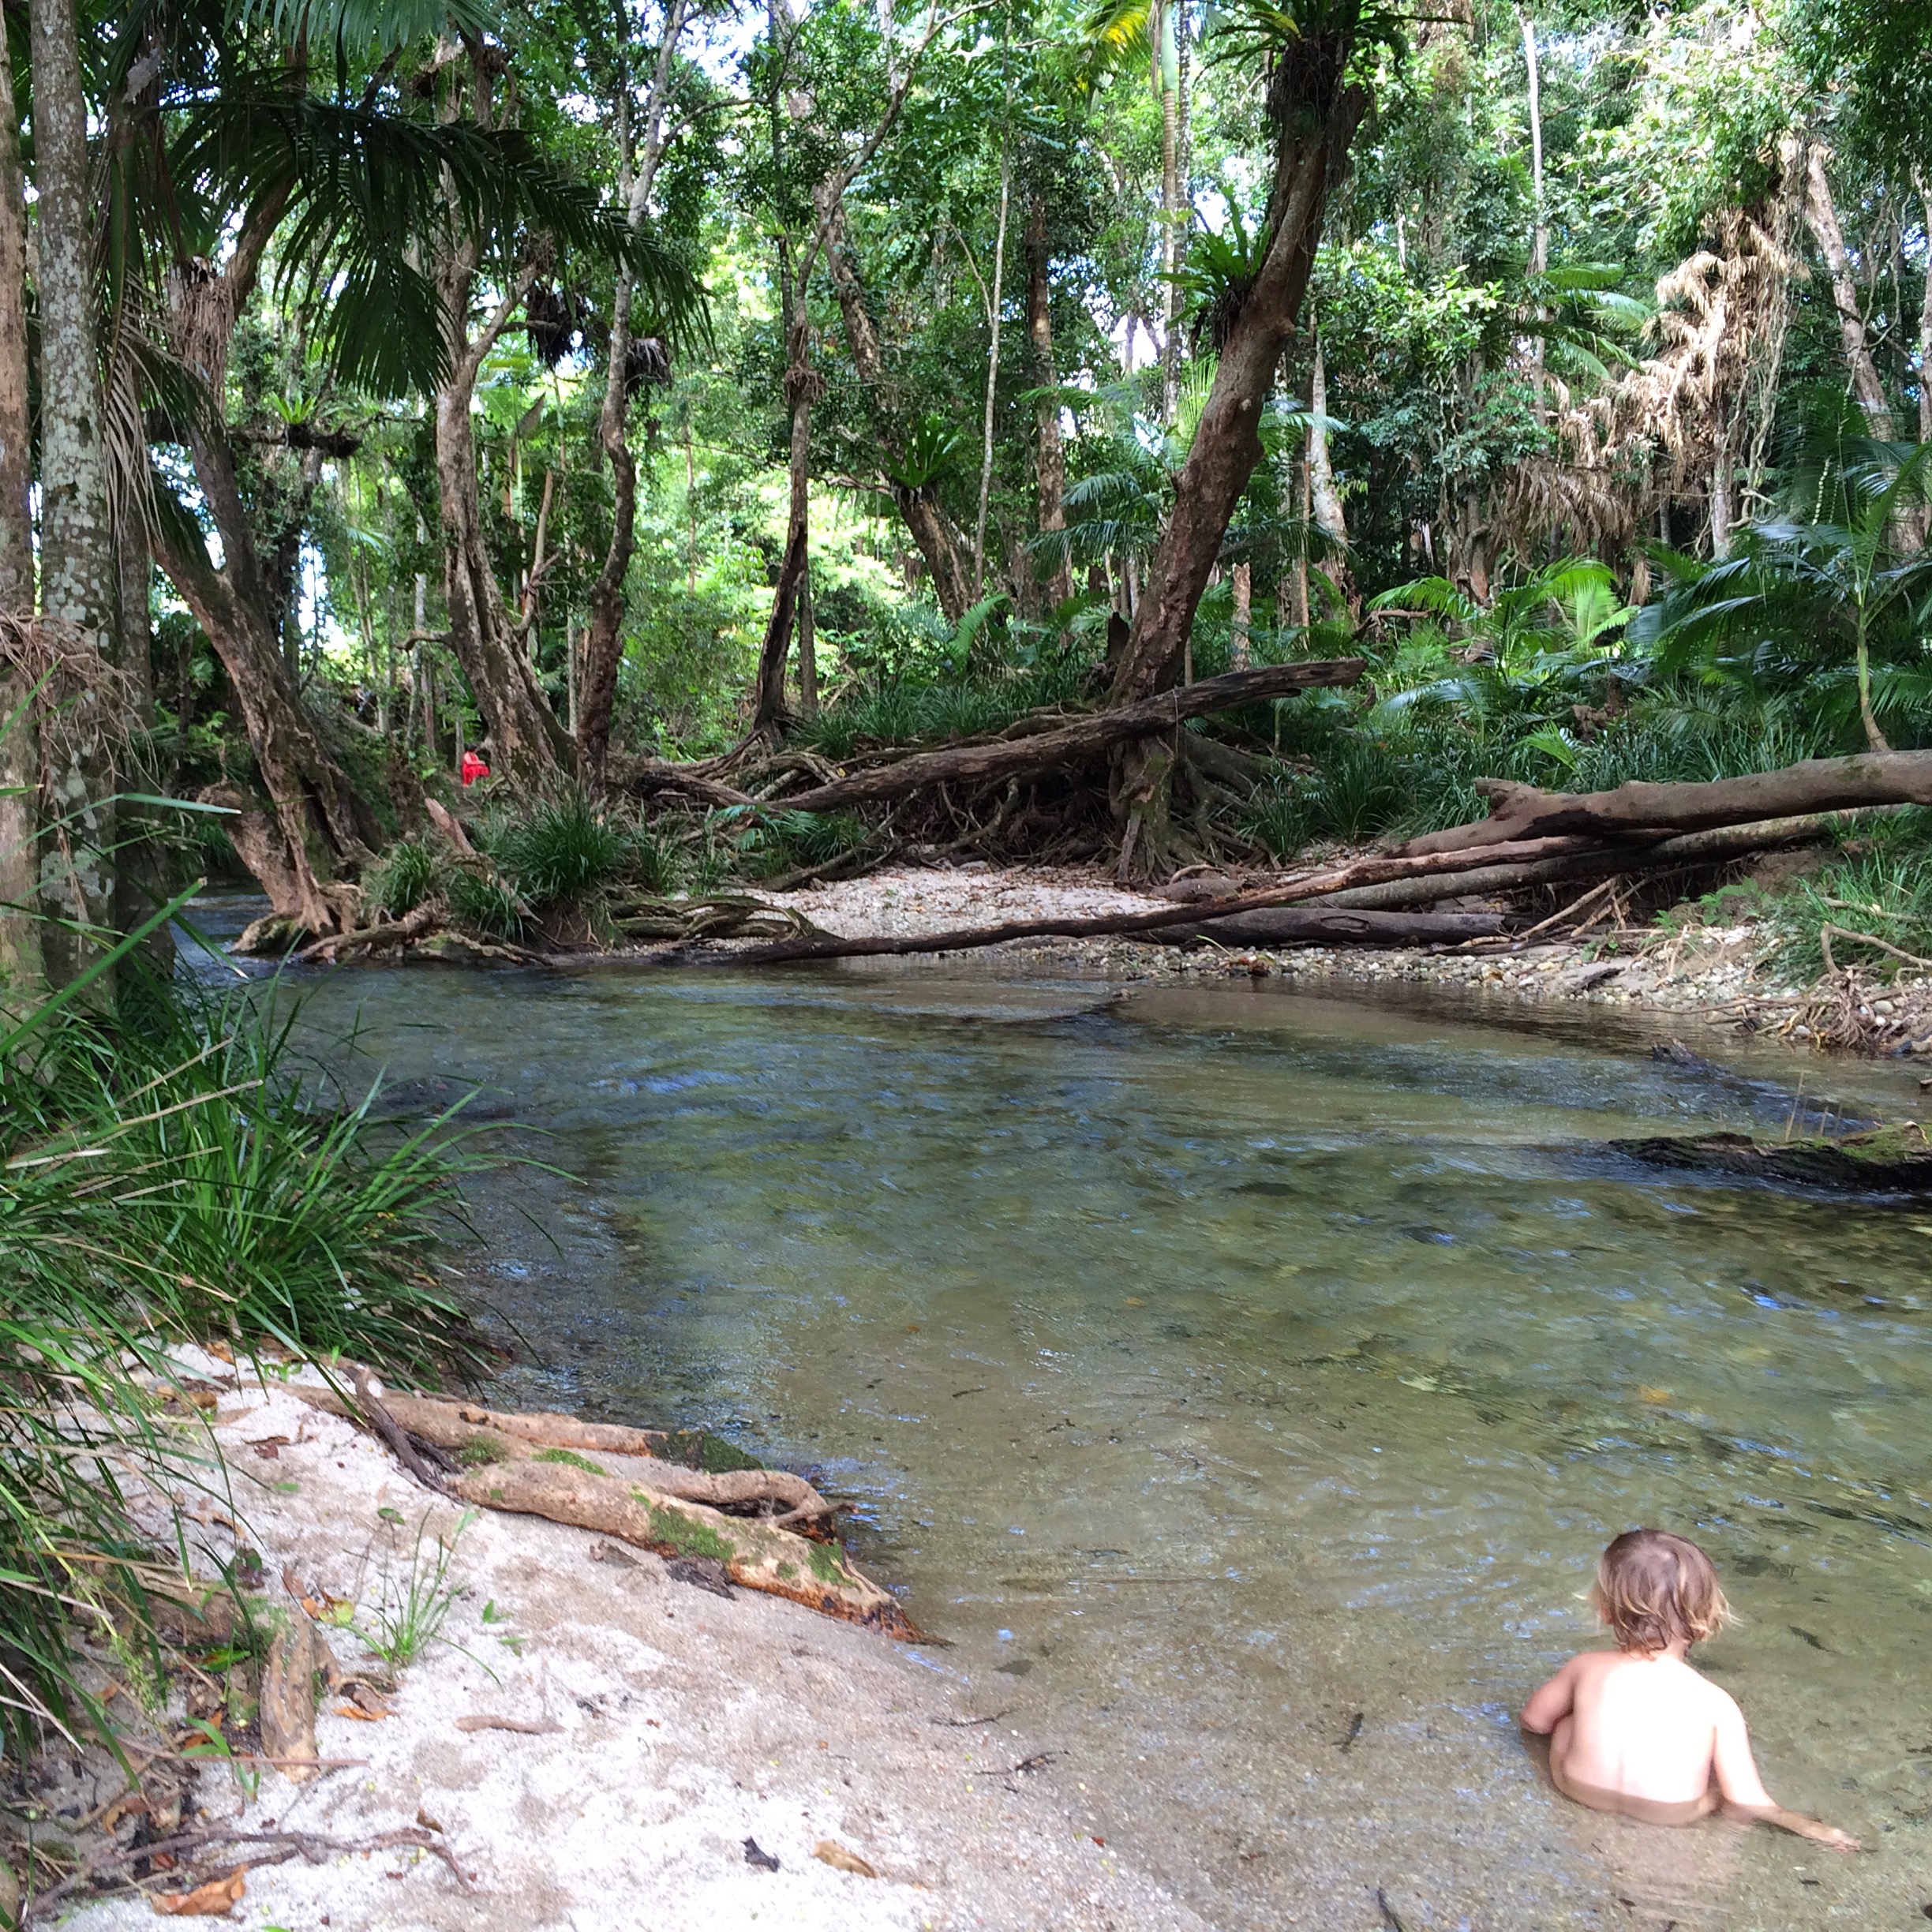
(1521, 1528, 1858, 1848)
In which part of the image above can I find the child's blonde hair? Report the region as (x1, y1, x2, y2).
(1590, 1529, 1732, 1655)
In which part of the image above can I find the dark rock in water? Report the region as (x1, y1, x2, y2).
(1612, 1123, 1932, 1194)
(368, 1075, 518, 1121)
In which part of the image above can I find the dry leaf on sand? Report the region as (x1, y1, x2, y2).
(150, 1866, 246, 1916)
(812, 1840, 878, 1878)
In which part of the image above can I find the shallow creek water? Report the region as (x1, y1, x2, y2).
(261, 939, 1931, 1930)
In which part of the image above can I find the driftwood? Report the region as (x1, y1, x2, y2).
(1398, 753, 1932, 858)
(769, 658, 1365, 815)
(286, 1387, 912, 1638)
(258, 1617, 324, 1783)
(1149, 908, 1504, 946)
(341, 1391, 834, 1527)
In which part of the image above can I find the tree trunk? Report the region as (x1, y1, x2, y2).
(1157, 0, 1181, 425)
(436, 305, 574, 786)
(1106, 54, 1368, 879)
(30, 0, 118, 991)
(582, 100, 639, 781)
(1803, 144, 1896, 440)
(1230, 560, 1251, 671)
(0, 18, 43, 1008)
(1025, 194, 1070, 610)
(972, 142, 1012, 602)
(149, 458, 373, 938)
(581, 8, 687, 782)
(1307, 335, 1354, 608)
(820, 199, 973, 623)
(754, 521, 807, 734)
(1110, 77, 1368, 706)
(1919, 171, 1932, 446)
(432, 53, 571, 788)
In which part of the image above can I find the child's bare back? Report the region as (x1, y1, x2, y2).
(1522, 1529, 1858, 1849)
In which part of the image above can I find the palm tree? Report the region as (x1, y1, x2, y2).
(1631, 442, 1932, 753)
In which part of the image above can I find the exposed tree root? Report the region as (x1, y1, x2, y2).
(768, 658, 1365, 815)
(286, 1386, 914, 1638)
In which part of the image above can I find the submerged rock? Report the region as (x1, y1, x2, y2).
(1611, 1122, 1932, 1193)
(366, 1074, 519, 1121)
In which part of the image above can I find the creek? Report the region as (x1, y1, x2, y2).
(200, 911, 1931, 1929)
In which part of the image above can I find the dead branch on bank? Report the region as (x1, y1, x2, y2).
(23, 1824, 470, 1921)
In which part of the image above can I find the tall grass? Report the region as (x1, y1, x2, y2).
(1, 951, 490, 1762)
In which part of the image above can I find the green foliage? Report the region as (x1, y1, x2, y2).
(735, 809, 871, 880)
(366, 838, 437, 918)
(0, 951, 486, 1762)
(484, 792, 625, 911)
(350, 1511, 474, 1669)
(1765, 814, 1932, 982)
(444, 867, 526, 942)
(1241, 782, 1311, 861)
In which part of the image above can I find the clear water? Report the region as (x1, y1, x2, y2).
(270, 942, 1932, 1930)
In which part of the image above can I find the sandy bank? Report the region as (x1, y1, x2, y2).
(50, 1361, 1204, 1932)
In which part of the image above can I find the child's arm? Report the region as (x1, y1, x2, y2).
(1520, 1656, 1578, 1735)
(1711, 1691, 1859, 1850)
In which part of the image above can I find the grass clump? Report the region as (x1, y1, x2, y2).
(1766, 819, 1932, 981)
(0, 954, 492, 1760)
(484, 792, 624, 911)
(444, 867, 526, 941)
(365, 838, 437, 918)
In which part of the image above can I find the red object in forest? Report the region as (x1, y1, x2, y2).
(459, 751, 490, 787)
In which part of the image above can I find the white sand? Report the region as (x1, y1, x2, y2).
(61, 1365, 1206, 1932)
(771, 865, 1166, 939)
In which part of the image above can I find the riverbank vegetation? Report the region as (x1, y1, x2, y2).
(2, 0, 1928, 990)
(0, 924, 485, 1784)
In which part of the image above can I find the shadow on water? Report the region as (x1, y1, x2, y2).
(253, 945, 1930, 1930)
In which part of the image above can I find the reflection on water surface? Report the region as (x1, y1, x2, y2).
(286, 956, 1932, 1930)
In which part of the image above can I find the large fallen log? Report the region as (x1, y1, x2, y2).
(1320, 811, 1872, 912)
(1149, 908, 1504, 946)
(721, 835, 1596, 964)
(768, 657, 1365, 815)
(1398, 753, 1932, 857)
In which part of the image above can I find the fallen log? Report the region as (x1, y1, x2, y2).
(1398, 753, 1932, 858)
(768, 657, 1365, 815)
(1148, 908, 1504, 947)
(719, 835, 1595, 964)
(1319, 811, 1871, 912)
